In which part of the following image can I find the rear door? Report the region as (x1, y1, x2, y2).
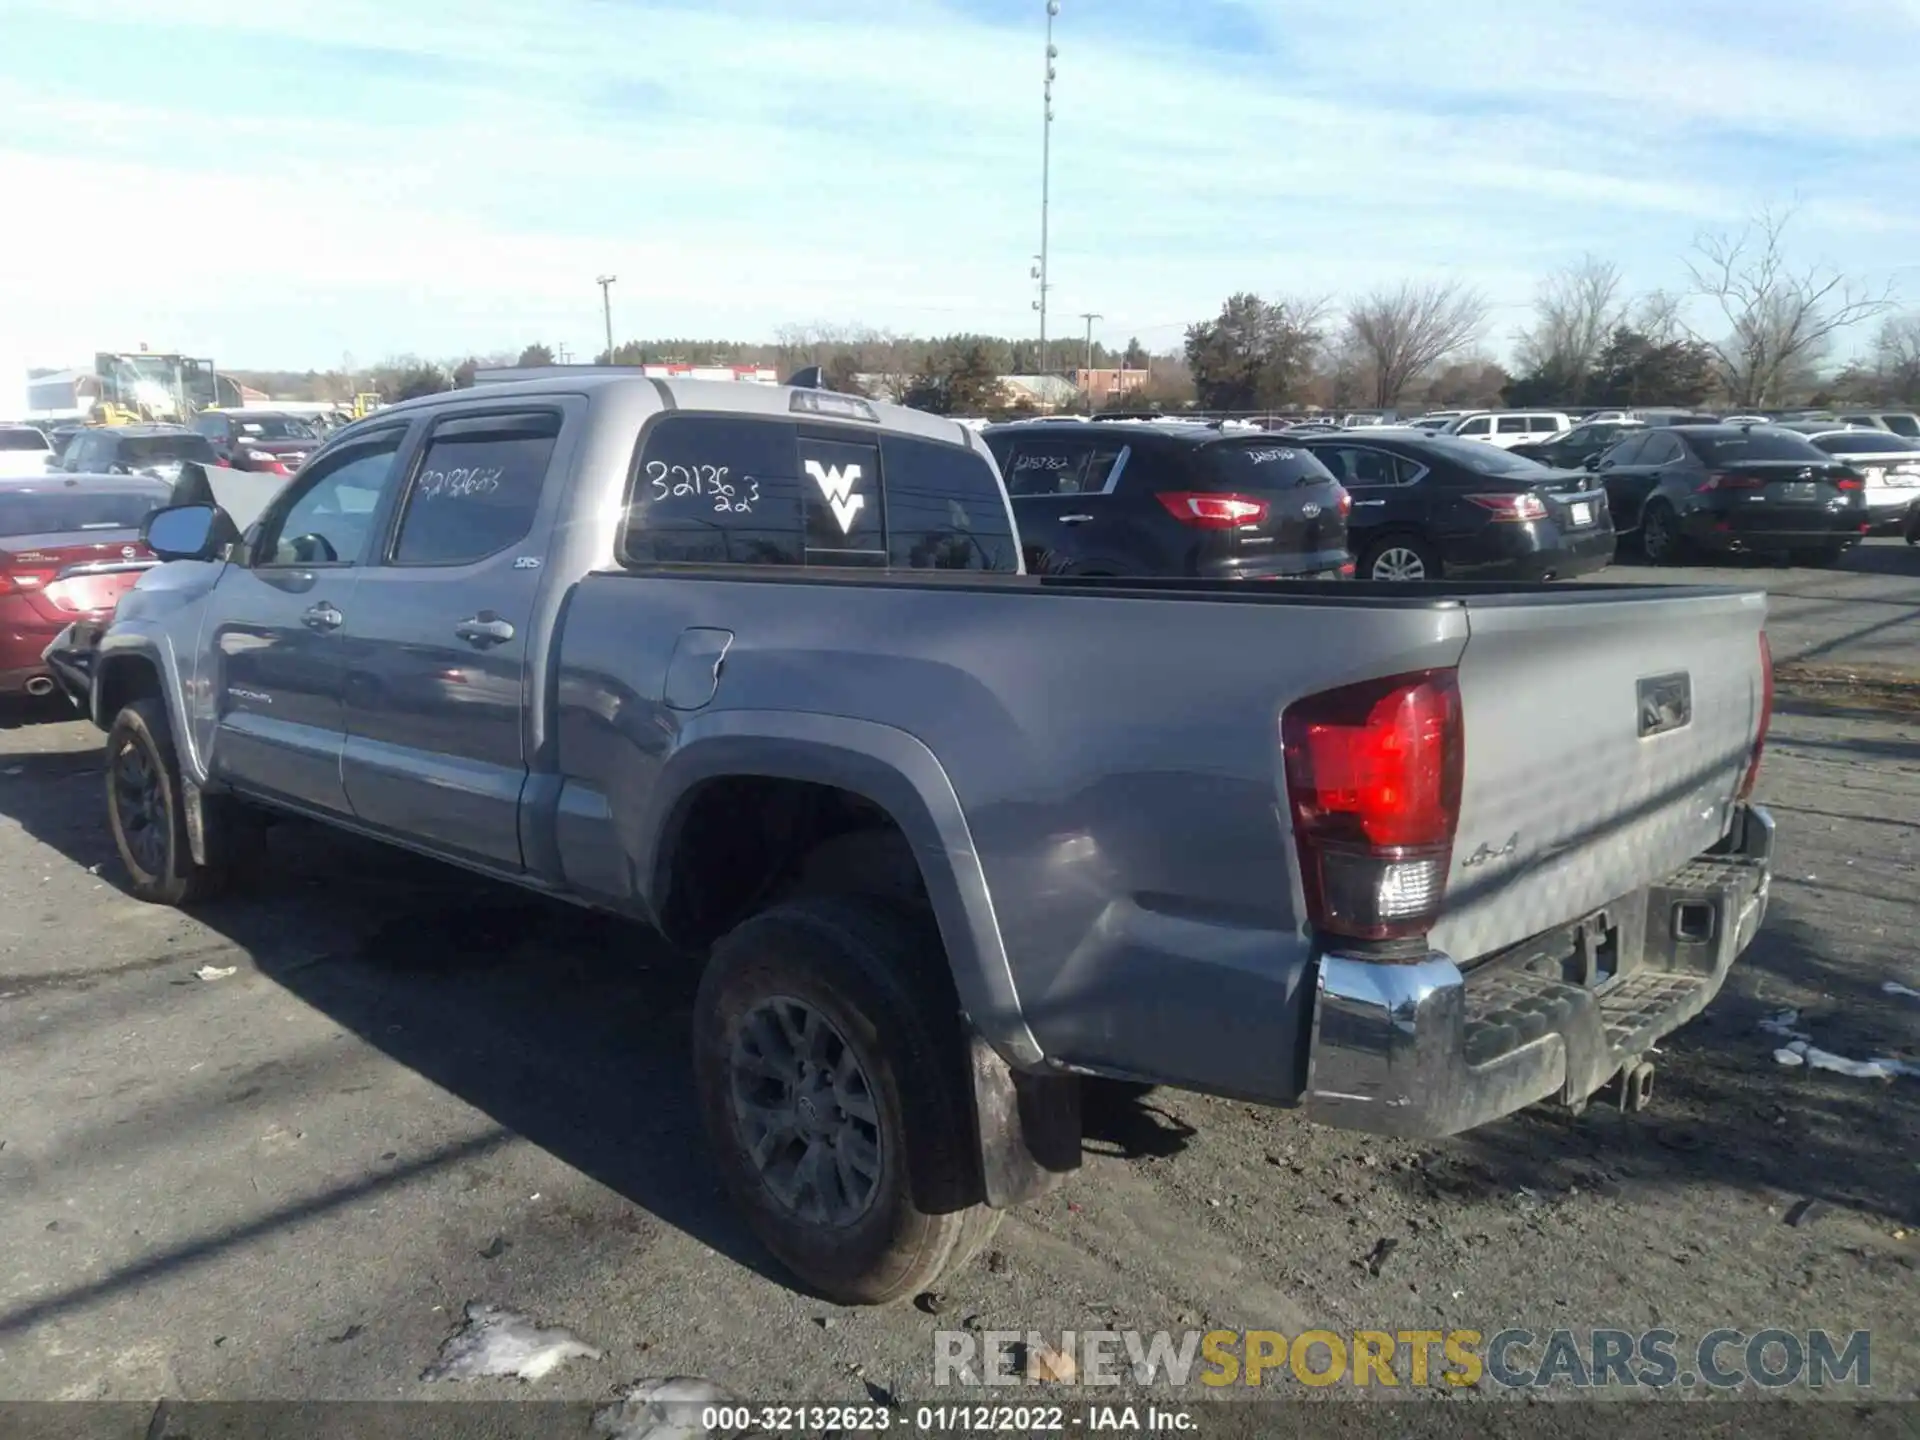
(1593, 431, 1659, 528)
(998, 432, 1131, 574)
(339, 402, 578, 870)
(1309, 441, 1421, 565)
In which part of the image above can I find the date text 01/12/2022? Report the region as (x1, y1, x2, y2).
(697, 1404, 1196, 1433)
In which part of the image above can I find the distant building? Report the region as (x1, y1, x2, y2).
(1071, 368, 1150, 406)
(998, 374, 1081, 412)
(471, 362, 778, 386)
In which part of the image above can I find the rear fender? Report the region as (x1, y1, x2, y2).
(639, 708, 1043, 1068)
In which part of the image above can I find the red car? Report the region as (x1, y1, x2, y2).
(0, 475, 169, 697)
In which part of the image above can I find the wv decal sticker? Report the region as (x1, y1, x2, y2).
(804, 460, 866, 535)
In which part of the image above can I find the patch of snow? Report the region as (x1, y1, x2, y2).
(1882, 981, 1920, 1002)
(421, 1302, 603, 1383)
(1775, 1040, 1920, 1081)
(194, 964, 238, 982)
(594, 1378, 745, 1440)
(1758, 1009, 1810, 1041)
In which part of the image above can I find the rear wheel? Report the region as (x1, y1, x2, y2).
(1638, 502, 1687, 565)
(1358, 535, 1439, 582)
(693, 896, 998, 1304)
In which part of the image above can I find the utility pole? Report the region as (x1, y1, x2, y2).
(596, 275, 617, 362)
(1034, 1, 1061, 373)
(1080, 311, 1101, 411)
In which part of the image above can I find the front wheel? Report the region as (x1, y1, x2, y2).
(692, 896, 999, 1304)
(106, 698, 231, 906)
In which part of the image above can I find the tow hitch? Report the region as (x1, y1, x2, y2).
(1600, 1057, 1656, 1114)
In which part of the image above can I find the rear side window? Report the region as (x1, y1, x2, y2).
(624, 416, 1015, 572)
(392, 411, 560, 565)
(1003, 437, 1087, 496)
(878, 433, 1018, 571)
(122, 435, 216, 465)
(1602, 433, 1649, 466)
(1455, 416, 1491, 436)
(0, 429, 49, 453)
(1202, 441, 1338, 490)
(626, 414, 805, 566)
(1527, 416, 1560, 433)
(1495, 416, 1529, 435)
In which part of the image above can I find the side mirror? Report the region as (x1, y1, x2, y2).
(142, 503, 240, 562)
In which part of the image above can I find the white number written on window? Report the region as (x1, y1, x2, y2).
(645, 460, 759, 514)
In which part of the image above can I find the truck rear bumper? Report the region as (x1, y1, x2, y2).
(1303, 804, 1773, 1138)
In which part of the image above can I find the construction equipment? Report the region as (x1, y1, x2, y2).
(350, 392, 382, 420)
(90, 352, 221, 425)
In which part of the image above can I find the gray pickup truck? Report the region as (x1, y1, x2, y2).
(65, 375, 1775, 1305)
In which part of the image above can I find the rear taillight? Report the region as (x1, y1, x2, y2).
(1739, 631, 1772, 801)
(247, 452, 292, 476)
(1338, 561, 1356, 578)
(1336, 487, 1353, 517)
(1698, 471, 1765, 492)
(1282, 669, 1464, 944)
(1155, 492, 1269, 529)
(0, 554, 59, 595)
(1833, 471, 1863, 492)
(1465, 493, 1547, 522)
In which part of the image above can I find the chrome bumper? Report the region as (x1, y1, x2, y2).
(1302, 805, 1774, 1138)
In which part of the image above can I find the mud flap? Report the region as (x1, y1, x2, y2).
(969, 1033, 1081, 1208)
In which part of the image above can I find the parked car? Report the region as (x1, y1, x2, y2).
(57, 425, 218, 486)
(1442, 411, 1575, 448)
(47, 425, 86, 460)
(0, 425, 55, 478)
(1508, 418, 1643, 469)
(0, 475, 164, 696)
(1799, 428, 1920, 534)
(1288, 430, 1616, 582)
(190, 409, 321, 476)
(1588, 425, 1868, 565)
(1834, 410, 1920, 439)
(981, 419, 1351, 580)
(60, 374, 1775, 1306)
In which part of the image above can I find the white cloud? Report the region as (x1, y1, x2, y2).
(0, 0, 1913, 372)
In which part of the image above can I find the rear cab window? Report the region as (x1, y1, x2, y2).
(624, 414, 1016, 572)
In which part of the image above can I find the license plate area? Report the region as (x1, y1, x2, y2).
(1568, 501, 1592, 526)
(1776, 481, 1818, 502)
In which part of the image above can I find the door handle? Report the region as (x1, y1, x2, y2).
(1059, 514, 1096, 524)
(454, 613, 516, 647)
(1353, 499, 1387, 507)
(302, 602, 343, 632)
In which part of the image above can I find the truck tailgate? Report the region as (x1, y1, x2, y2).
(1432, 586, 1768, 963)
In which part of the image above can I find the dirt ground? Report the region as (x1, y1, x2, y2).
(0, 545, 1915, 1422)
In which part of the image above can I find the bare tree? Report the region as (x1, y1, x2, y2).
(1631, 288, 1686, 344)
(1873, 313, 1920, 403)
(1345, 280, 1491, 408)
(1686, 205, 1896, 407)
(1512, 255, 1625, 393)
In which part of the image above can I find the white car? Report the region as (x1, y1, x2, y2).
(1442, 411, 1575, 448)
(0, 425, 53, 477)
(1802, 428, 1920, 534)
(1835, 410, 1920, 440)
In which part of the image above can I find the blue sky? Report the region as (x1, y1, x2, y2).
(3, 0, 1917, 373)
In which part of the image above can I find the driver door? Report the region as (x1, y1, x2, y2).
(201, 425, 411, 816)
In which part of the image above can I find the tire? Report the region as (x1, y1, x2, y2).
(693, 895, 999, 1305)
(105, 698, 241, 906)
(1637, 502, 1687, 565)
(1358, 534, 1440, 582)
(1789, 546, 1851, 568)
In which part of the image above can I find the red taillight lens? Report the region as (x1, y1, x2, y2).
(1338, 561, 1356, 578)
(1282, 669, 1464, 943)
(1336, 487, 1353, 517)
(1833, 473, 1863, 492)
(1465, 492, 1547, 522)
(1699, 471, 1765, 492)
(1739, 631, 1772, 801)
(214, 456, 231, 467)
(1155, 491, 1269, 528)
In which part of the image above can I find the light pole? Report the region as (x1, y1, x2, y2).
(596, 275, 617, 362)
(1034, 1, 1060, 373)
(1080, 311, 1101, 410)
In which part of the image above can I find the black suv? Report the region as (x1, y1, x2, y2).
(57, 425, 217, 484)
(981, 420, 1351, 580)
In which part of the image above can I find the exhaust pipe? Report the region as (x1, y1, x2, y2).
(24, 676, 55, 698)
